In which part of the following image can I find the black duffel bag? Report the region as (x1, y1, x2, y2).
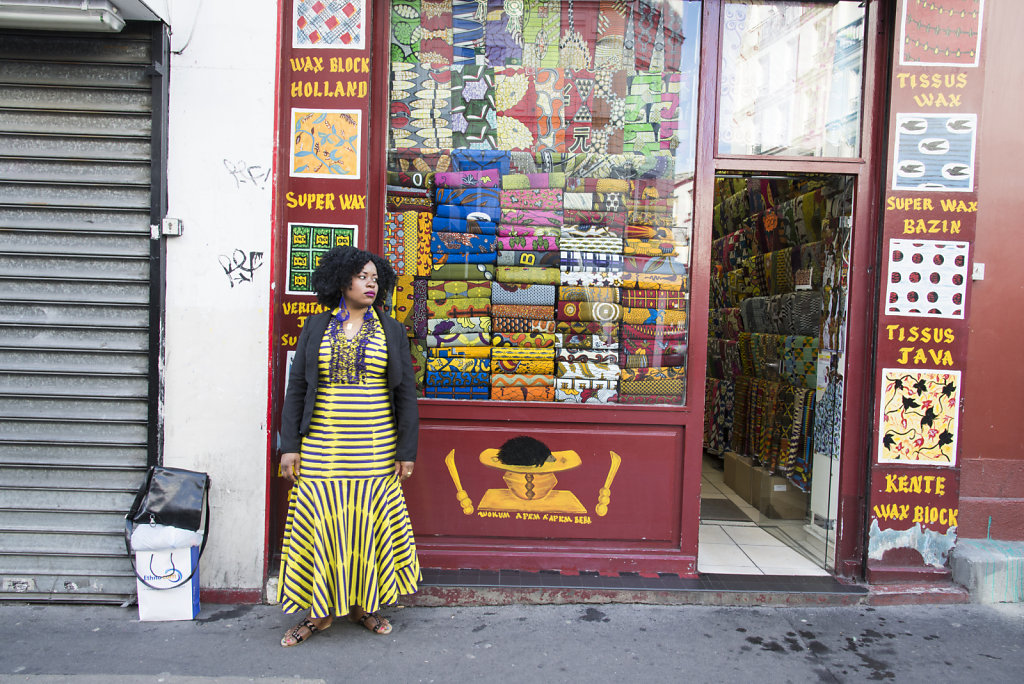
(125, 466, 211, 590)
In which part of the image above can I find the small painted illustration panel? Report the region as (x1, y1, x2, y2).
(877, 368, 961, 466)
(290, 109, 362, 179)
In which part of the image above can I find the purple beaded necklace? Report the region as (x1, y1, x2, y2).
(327, 305, 378, 384)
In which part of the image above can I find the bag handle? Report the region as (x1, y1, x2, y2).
(125, 472, 211, 591)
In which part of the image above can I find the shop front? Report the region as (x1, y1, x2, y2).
(268, 0, 981, 586)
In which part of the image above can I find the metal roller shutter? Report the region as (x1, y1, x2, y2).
(0, 26, 163, 603)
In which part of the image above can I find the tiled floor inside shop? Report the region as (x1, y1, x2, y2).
(699, 454, 833, 576)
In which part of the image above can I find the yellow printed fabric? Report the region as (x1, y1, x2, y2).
(278, 312, 419, 618)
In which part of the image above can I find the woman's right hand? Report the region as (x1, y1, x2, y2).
(280, 452, 301, 482)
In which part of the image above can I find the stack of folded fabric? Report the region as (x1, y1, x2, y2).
(616, 181, 688, 405)
(423, 276, 492, 400)
(554, 297, 623, 404)
(497, 181, 563, 287)
(489, 346, 556, 401)
(489, 280, 557, 401)
(384, 172, 432, 278)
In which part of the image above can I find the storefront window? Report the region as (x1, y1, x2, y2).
(718, 1, 865, 157)
(384, 0, 700, 406)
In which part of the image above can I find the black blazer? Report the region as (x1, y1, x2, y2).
(279, 307, 419, 462)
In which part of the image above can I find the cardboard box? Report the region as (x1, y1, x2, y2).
(766, 479, 810, 520)
(727, 453, 756, 504)
(136, 546, 200, 621)
(751, 466, 777, 512)
(723, 451, 740, 491)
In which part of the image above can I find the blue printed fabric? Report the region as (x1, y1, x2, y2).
(431, 232, 497, 254)
(432, 217, 498, 234)
(436, 187, 500, 206)
(435, 204, 499, 220)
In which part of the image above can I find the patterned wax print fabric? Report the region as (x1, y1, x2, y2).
(485, 0, 524, 66)
(278, 310, 419, 618)
(425, 296, 491, 319)
(491, 282, 557, 306)
(434, 167, 501, 188)
(431, 232, 496, 254)
(431, 253, 497, 267)
(426, 332, 492, 348)
(558, 285, 620, 303)
(432, 216, 497, 234)
(781, 336, 819, 390)
(409, 338, 427, 395)
(429, 263, 495, 281)
(557, 361, 620, 381)
(496, 250, 561, 267)
(490, 346, 556, 375)
(492, 317, 557, 333)
(554, 377, 618, 404)
(501, 208, 564, 226)
(498, 225, 561, 238)
(491, 303, 555, 320)
(497, 235, 559, 251)
(428, 346, 492, 359)
(491, 332, 558, 348)
(452, 0, 485, 65)
(495, 266, 561, 285)
(426, 280, 491, 300)
(491, 386, 555, 401)
(425, 384, 490, 399)
(427, 316, 491, 336)
(450, 64, 496, 149)
(426, 369, 490, 387)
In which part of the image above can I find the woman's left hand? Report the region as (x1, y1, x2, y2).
(395, 460, 414, 483)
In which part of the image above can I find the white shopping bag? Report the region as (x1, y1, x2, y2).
(135, 546, 200, 621)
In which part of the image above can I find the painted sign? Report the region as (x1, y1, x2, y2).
(270, 0, 376, 551)
(868, 0, 986, 577)
(403, 423, 684, 543)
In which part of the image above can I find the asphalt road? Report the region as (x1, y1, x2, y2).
(1, 602, 1022, 683)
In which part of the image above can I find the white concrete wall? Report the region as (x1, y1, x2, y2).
(163, 0, 279, 590)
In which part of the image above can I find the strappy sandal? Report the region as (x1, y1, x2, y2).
(350, 611, 392, 635)
(280, 617, 329, 647)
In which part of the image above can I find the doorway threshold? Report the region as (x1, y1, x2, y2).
(410, 568, 867, 607)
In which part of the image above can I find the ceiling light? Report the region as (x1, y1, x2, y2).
(0, 0, 126, 32)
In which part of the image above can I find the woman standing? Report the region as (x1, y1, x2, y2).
(277, 246, 420, 646)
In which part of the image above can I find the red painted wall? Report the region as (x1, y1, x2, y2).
(959, 0, 1024, 541)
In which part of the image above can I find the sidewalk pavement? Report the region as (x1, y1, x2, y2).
(1, 601, 1022, 683)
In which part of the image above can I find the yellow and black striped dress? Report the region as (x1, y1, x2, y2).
(278, 309, 419, 617)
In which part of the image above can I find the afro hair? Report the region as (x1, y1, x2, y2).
(310, 246, 397, 310)
(496, 436, 553, 468)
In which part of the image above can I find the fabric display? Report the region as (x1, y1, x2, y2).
(705, 175, 852, 495)
(383, 4, 701, 408)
